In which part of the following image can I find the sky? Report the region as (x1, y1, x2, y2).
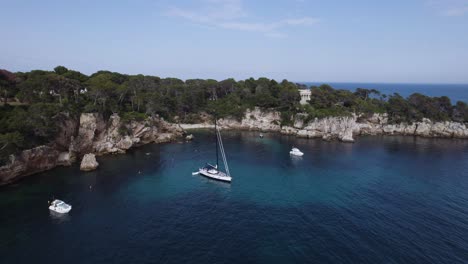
(1, 0, 468, 83)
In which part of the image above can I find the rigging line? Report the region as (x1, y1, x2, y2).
(215, 118, 219, 168)
(216, 128, 225, 169)
(222, 144, 230, 176)
(216, 127, 230, 176)
(220, 136, 229, 176)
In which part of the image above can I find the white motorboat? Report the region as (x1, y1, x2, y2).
(289, 147, 304, 156)
(195, 118, 232, 183)
(49, 199, 72, 214)
(259, 133, 264, 138)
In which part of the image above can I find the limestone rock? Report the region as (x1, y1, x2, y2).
(54, 113, 79, 150)
(72, 113, 100, 154)
(415, 119, 432, 137)
(244, 108, 281, 131)
(116, 136, 133, 150)
(293, 114, 307, 129)
(297, 130, 309, 138)
(5, 108, 468, 186)
(340, 129, 354, 142)
(80, 153, 99, 171)
(2, 113, 185, 185)
(281, 126, 298, 135)
(57, 152, 73, 166)
(184, 110, 468, 142)
(155, 133, 176, 143)
(0, 146, 60, 185)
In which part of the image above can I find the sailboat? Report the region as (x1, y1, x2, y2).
(196, 118, 232, 183)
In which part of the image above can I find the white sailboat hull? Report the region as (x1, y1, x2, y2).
(48, 199, 72, 214)
(198, 168, 232, 182)
(289, 151, 304, 156)
(49, 206, 72, 214)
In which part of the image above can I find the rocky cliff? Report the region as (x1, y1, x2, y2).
(181, 107, 468, 142)
(0, 113, 184, 185)
(74, 113, 183, 156)
(2, 108, 467, 186)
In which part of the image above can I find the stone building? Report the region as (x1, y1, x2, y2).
(299, 89, 311, 105)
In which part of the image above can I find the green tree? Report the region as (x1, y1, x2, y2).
(387, 93, 417, 123)
(86, 72, 124, 114)
(453, 101, 468, 122)
(54, 66, 69, 75)
(0, 70, 17, 105)
(0, 132, 23, 150)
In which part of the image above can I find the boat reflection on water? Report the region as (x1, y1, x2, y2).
(290, 154, 303, 166)
(204, 178, 232, 189)
(49, 210, 71, 222)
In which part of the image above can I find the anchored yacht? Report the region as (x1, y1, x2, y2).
(194, 118, 232, 183)
(49, 199, 72, 214)
(290, 147, 304, 157)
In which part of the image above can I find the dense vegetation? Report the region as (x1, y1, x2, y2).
(303, 84, 468, 124)
(0, 66, 467, 163)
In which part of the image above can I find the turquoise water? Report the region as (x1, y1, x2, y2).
(1, 131, 468, 263)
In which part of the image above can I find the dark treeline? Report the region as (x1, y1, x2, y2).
(304, 84, 468, 124)
(0, 66, 467, 163)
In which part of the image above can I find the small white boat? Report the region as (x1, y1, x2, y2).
(49, 199, 72, 214)
(259, 133, 264, 138)
(289, 147, 304, 156)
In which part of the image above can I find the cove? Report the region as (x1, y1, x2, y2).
(1, 131, 468, 263)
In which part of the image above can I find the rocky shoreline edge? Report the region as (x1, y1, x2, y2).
(182, 108, 468, 142)
(1, 107, 468, 186)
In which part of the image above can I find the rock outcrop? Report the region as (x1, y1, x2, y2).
(80, 153, 99, 171)
(219, 108, 281, 131)
(72, 113, 101, 154)
(91, 114, 183, 155)
(1, 108, 467, 186)
(0, 146, 61, 185)
(0, 113, 184, 185)
(180, 107, 468, 142)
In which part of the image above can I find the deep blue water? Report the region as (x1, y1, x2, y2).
(302, 82, 468, 103)
(1, 131, 468, 263)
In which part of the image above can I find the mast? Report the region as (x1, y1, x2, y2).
(216, 126, 230, 177)
(215, 117, 219, 169)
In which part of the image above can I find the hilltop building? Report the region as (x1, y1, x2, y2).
(299, 89, 311, 105)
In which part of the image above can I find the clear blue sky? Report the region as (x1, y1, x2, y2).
(1, 0, 468, 83)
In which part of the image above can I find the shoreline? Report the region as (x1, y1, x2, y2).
(1, 109, 468, 186)
(180, 108, 468, 143)
(2, 127, 467, 188)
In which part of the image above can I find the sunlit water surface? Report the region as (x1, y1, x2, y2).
(1, 131, 468, 263)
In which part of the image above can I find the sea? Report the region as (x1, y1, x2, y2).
(1, 131, 468, 263)
(301, 82, 468, 103)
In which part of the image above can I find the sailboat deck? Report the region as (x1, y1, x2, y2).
(199, 168, 232, 182)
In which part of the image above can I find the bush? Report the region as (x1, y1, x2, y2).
(121, 111, 147, 123)
(280, 111, 294, 126)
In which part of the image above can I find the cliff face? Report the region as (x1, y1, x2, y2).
(0, 113, 184, 185)
(181, 107, 468, 142)
(0, 146, 61, 185)
(287, 114, 468, 142)
(2, 108, 468, 186)
(76, 113, 183, 156)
